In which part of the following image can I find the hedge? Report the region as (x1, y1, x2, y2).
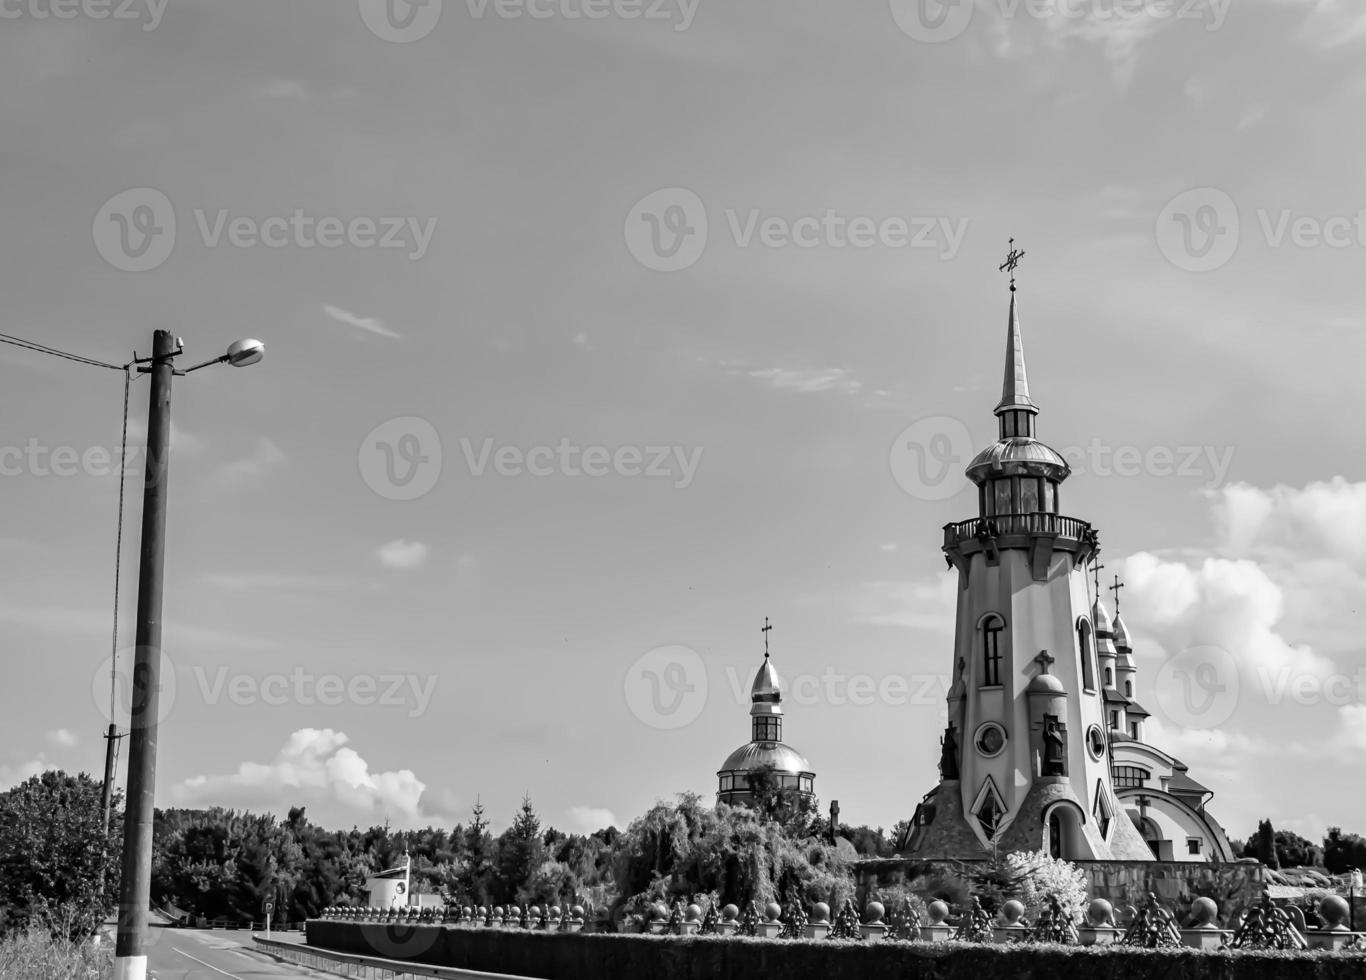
(305, 921, 1366, 980)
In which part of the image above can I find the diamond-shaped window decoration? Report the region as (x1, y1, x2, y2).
(971, 777, 1007, 841)
(1093, 781, 1113, 840)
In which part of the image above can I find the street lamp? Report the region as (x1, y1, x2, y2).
(114, 330, 263, 980)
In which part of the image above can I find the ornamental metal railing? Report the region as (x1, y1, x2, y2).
(944, 513, 1094, 549)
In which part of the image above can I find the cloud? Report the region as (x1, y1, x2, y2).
(565, 805, 618, 833)
(1121, 551, 1332, 679)
(1264, 0, 1366, 49)
(323, 305, 401, 340)
(377, 539, 429, 570)
(201, 571, 351, 592)
(849, 572, 957, 632)
(744, 367, 861, 395)
(0, 758, 47, 789)
(46, 729, 77, 748)
(169, 728, 451, 828)
(213, 437, 286, 489)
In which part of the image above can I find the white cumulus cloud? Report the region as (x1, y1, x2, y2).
(378, 539, 429, 570)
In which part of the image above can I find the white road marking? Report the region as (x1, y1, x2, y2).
(171, 947, 244, 979)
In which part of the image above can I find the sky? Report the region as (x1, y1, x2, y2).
(2, 0, 1365, 848)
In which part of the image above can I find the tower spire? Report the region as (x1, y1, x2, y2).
(994, 240, 1038, 437)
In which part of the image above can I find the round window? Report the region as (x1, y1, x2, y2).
(975, 723, 1007, 758)
(1087, 724, 1107, 760)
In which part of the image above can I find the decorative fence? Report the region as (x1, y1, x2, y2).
(315, 890, 1365, 953)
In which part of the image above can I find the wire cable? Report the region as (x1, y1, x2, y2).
(0, 332, 126, 371)
(109, 364, 133, 735)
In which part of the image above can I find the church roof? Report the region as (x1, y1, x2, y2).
(1093, 598, 1115, 638)
(965, 438, 1071, 482)
(750, 655, 781, 702)
(717, 741, 812, 775)
(1112, 611, 1132, 650)
(995, 290, 1037, 415)
(1126, 700, 1151, 719)
(1168, 769, 1212, 797)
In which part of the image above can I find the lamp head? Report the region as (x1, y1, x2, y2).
(225, 338, 265, 367)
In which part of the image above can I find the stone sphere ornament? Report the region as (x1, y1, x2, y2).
(864, 901, 885, 923)
(812, 902, 831, 923)
(1320, 895, 1351, 931)
(685, 904, 702, 922)
(765, 902, 783, 922)
(1001, 900, 1025, 925)
(1087, 898, 1116, 927)
(721, 904, 739, 921)
(571, 905, 585, 919)
(927, 900, 950, 924)
(1189, 897, 1219, 928)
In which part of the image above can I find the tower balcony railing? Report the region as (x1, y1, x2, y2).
(943, 513, 1095, 550)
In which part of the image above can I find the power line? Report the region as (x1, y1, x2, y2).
(0, 332, 126, 371)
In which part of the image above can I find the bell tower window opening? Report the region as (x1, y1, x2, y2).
(982, 616, 1004, 687)
(1019, 477, 1040, 514)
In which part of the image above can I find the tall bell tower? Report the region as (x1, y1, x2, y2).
(908, 247, 1152, 861)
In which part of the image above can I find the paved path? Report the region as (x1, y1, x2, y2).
(144, 926, 332, 980)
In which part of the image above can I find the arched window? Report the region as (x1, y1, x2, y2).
(981, 615, 1004, 687)
(1125, 680, 1133, 698)
(1077, 619, 1095, 692)
(1105, 667, 1114, 686)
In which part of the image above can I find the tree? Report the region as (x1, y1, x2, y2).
(0, 771, 118, 941)
(1323, 828, 1366, 875)
(1255, 819, 1281, 870)
(494, 796, 548, 904)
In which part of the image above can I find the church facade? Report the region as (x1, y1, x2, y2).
(903, 274, 1231, 864)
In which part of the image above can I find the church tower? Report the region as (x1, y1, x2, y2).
(907, 255, 1151, 861)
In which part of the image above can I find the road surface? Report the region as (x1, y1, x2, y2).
(143, 926, 332, 980)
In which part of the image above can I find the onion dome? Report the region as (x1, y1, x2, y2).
(751, 656, 781, 703)
(1092, 598, 1115, 638)
(718, 741, 812, 774)
(965, 438, 1071, 485)
(1112, 611, 1132, 651)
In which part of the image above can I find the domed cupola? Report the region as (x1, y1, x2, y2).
(716, 619, 816, 808)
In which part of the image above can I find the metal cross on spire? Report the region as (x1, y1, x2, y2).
(999, 237, 1026, 292)
(1110, 574, 1125, 614)
(761, 616, 773, 658)
(1092, 559, 1106, 606)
